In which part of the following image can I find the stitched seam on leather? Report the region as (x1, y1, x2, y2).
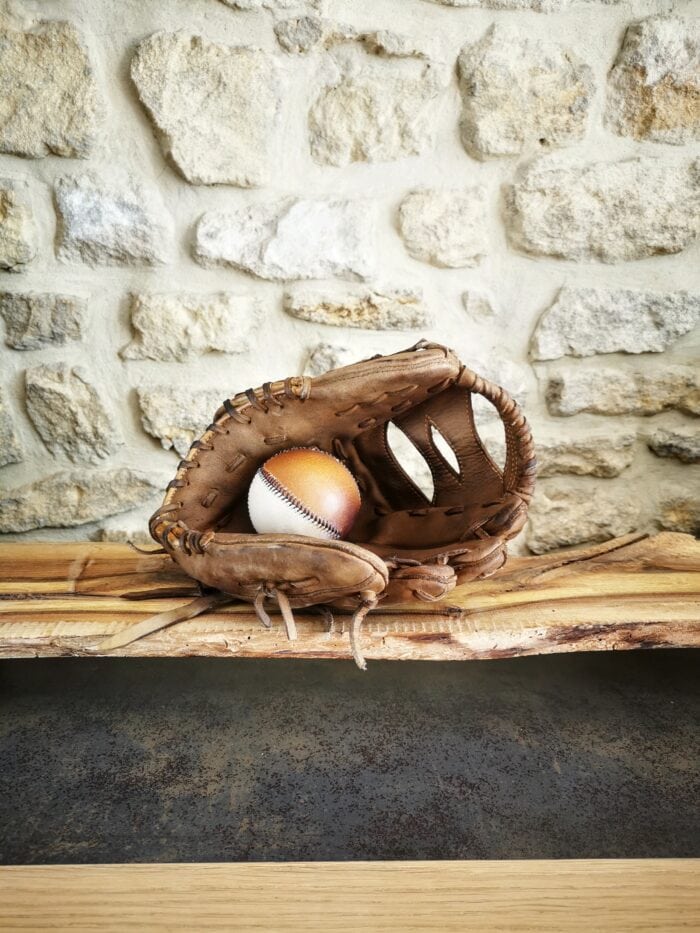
(260, 467, 341, 539)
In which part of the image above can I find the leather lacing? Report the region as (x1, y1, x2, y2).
(456, 365, 536, 503)
(94, 590, 237, 653)
(348, 595, 379, 671)
(92, 576, 377, 668)
(334, 385, 419, 418)
(223, 399, 252, 424)
(148, 377, 313, 549)
(254, 585, 297, 640)
(251, 585, 378, 670)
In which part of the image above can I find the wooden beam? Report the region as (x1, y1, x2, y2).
(1, 860, 698, 932)
(0, 532, 698, 662)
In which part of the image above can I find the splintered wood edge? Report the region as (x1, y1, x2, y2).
(0, 532, 698, 661)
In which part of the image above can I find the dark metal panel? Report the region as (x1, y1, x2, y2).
(0, 651, 698, 863)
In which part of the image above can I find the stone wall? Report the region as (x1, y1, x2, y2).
(0, 0, 698, 552)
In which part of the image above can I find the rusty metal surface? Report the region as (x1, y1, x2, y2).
(0, 650, 698, 864)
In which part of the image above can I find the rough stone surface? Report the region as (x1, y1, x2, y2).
(303, 342, 356, 376)
(195, 199, 376, 281)
(428, 0, 621, 7)
(284, 285, 430, 330)
(0, 469, 161, 533)
(0, 178, 36, 271)
(0, 291, 86, 350)
(55, 172, 173, 266)
(427, 0, 567, 10)
(309, 32, 445, 166)
(95, 524, 153, 547)
(645, 427, 700, 464)
(0, 386, 23, 467)
(462, 290, 498, 320)
(657, 488, 700, 535)
(606, 16, 700, 145)
(531, 287, 700, 360)
(121, 292, 257, 362)
(545, 366, 700, 417)
(25, 364, 121, 464)
(526, 482, 641, 554)
(0, 20, 101, 158)
(398, 188, 487, 268)
(275, 16, 324, 54)
(220, 0, 323, 10)
(131, 32, 280, 187)
(386, 421, 434, 501)
(485, 430, 636, 478)
(537, 433, 637, 478)
(506, 156, 700, 263)
(138, 386, 225, 457)
(0, 0, 697, 545)
(457, 24, 593, 159)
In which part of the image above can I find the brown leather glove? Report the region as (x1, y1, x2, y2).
(100, 341, 536, 668)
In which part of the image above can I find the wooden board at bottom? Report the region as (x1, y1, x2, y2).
(0, 860, 698, 932)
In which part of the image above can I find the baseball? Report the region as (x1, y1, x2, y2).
(248, 447, 361, 540)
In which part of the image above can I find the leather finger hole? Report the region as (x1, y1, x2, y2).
(385, 421, 434, 502)
(429, 423, 460, 476)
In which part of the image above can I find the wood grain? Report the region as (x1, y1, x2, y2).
(1, 860, 698, 932)
(0, 532, 698, 661)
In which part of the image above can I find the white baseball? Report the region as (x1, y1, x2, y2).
(248, 447, 361, 540)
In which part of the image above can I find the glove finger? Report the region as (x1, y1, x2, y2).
(383, 563, 457, 604)
(451, 540, 507, 584)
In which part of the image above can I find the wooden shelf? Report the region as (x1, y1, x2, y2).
(1, 531, 698, 662)
(1, 860, 698, 932)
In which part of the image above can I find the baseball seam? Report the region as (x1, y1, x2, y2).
(260, 467, 342, 539)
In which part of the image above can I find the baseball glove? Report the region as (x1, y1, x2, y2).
(100, 340, 536, 668)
